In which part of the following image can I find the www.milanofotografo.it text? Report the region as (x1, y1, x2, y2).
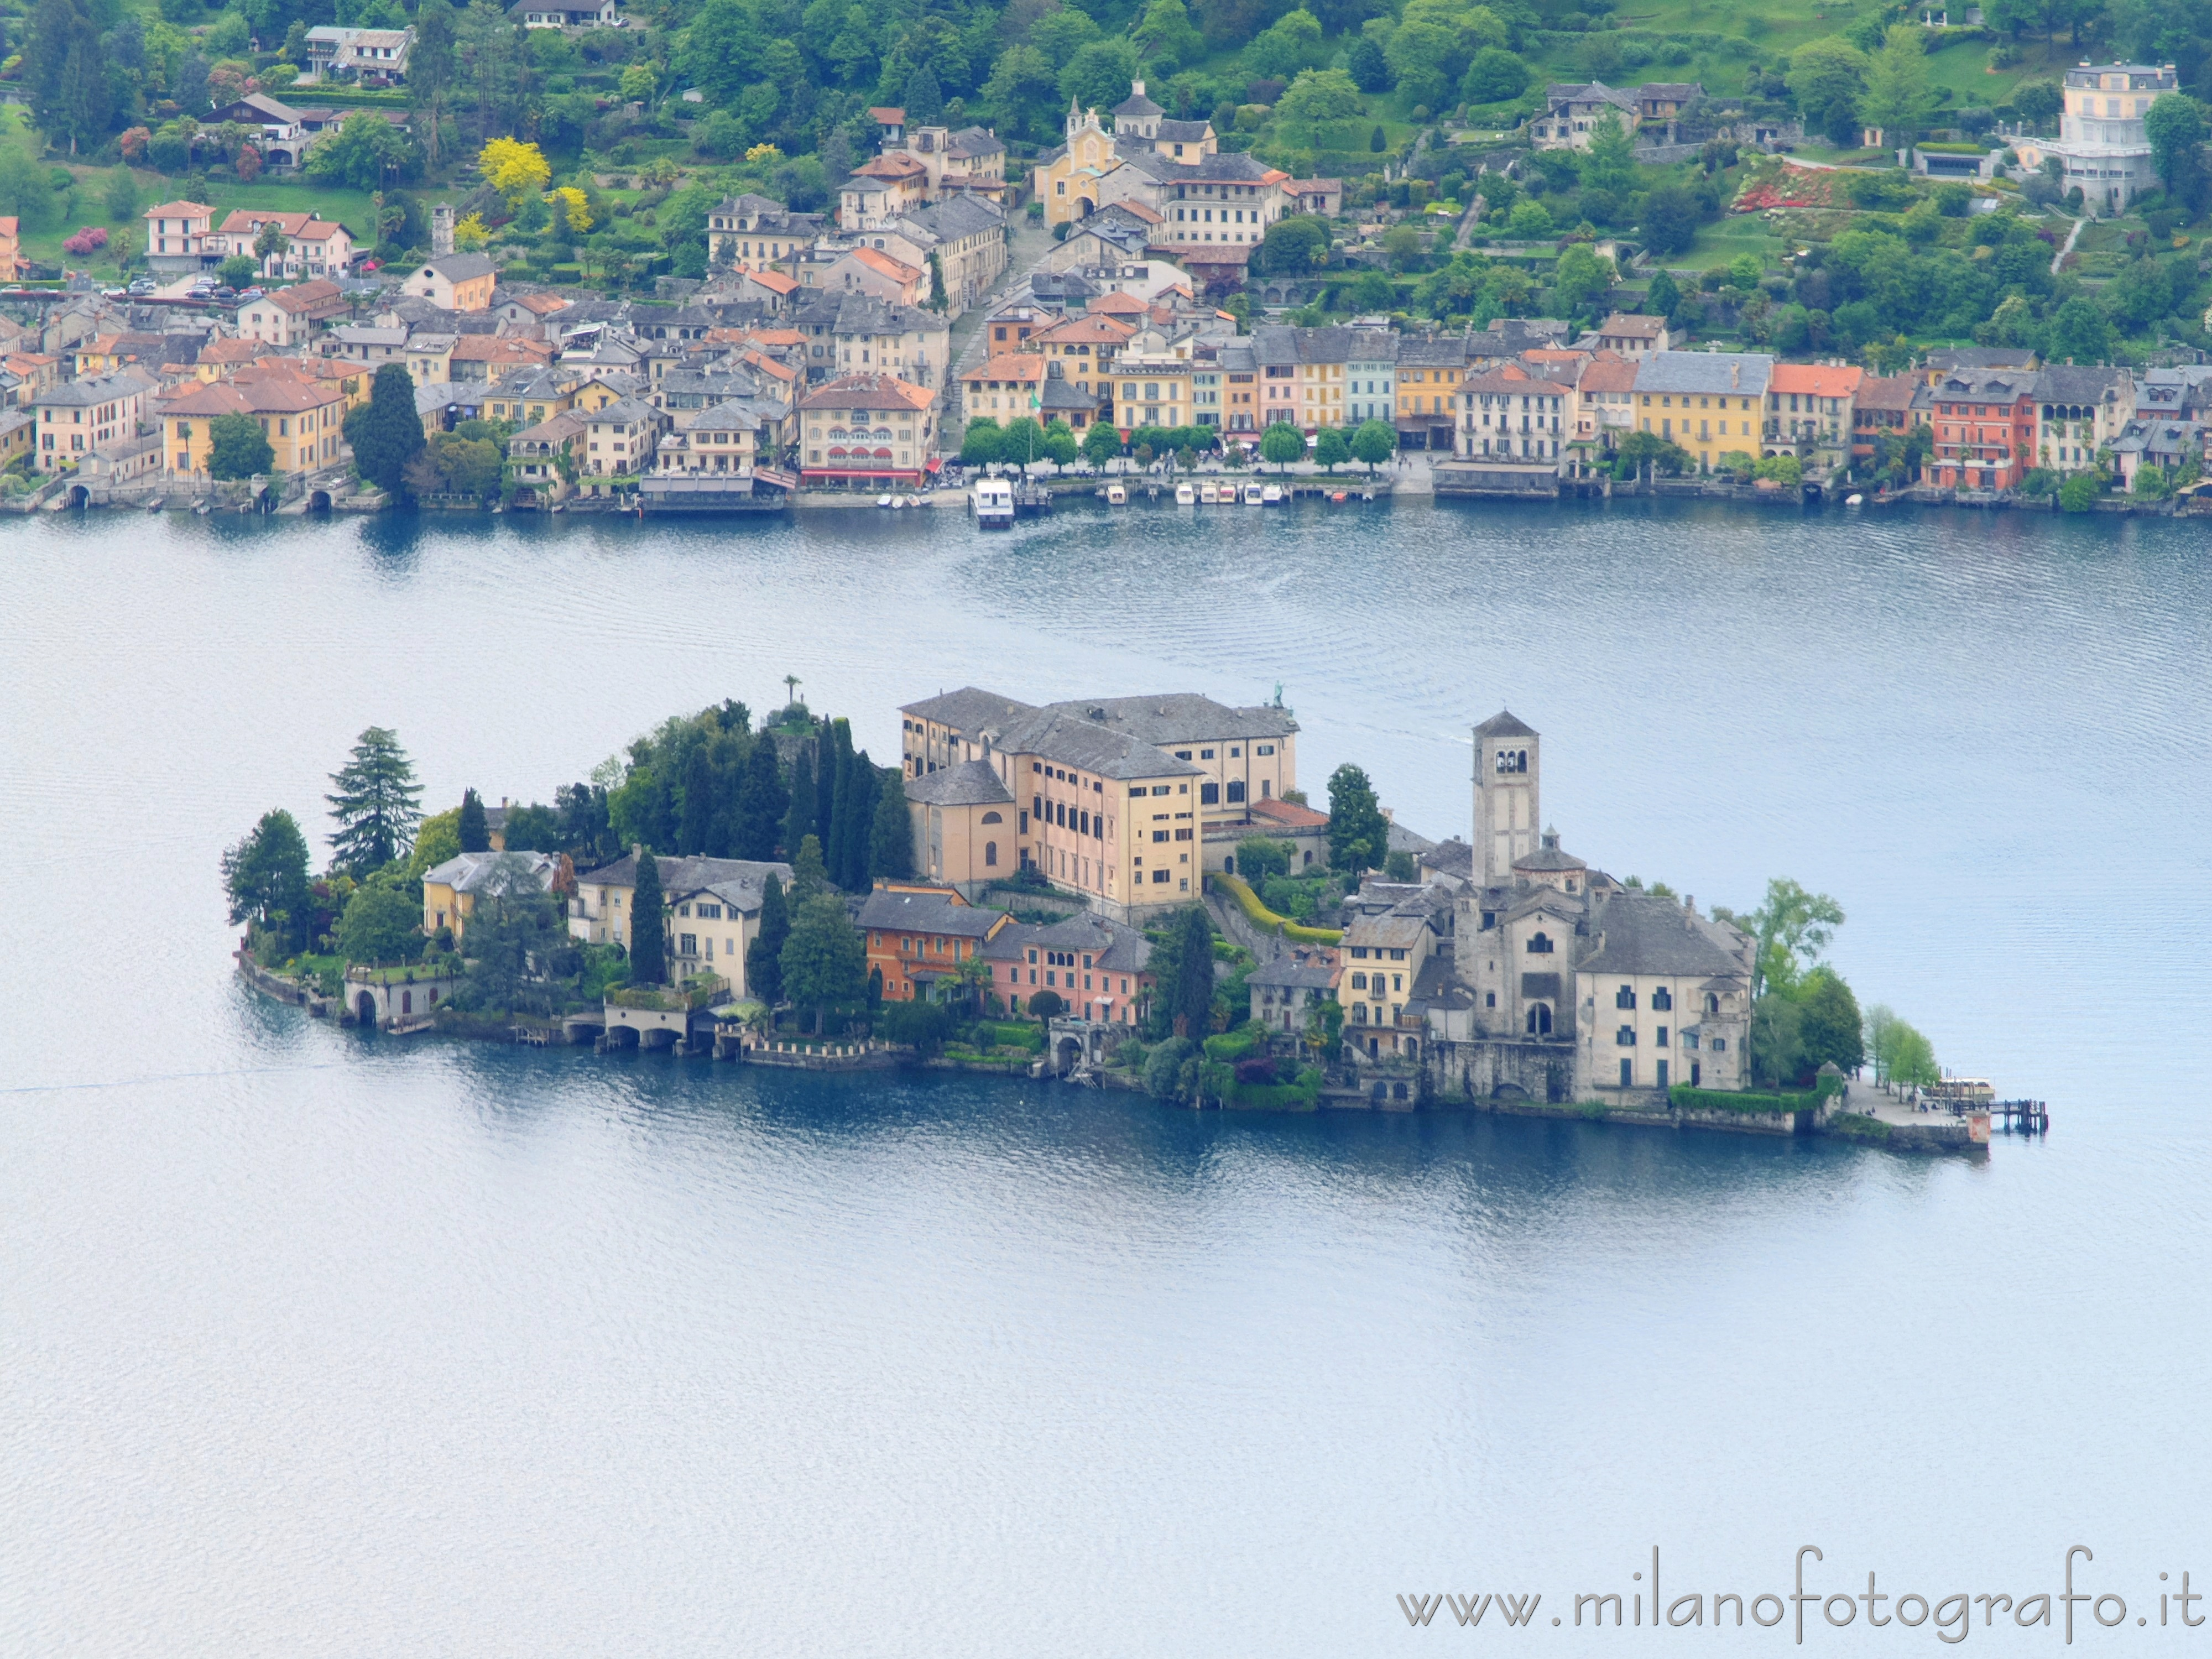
(1399, 1548, 2206, 1642)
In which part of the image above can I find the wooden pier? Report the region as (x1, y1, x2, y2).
(1990, 1099, 2050, 1134)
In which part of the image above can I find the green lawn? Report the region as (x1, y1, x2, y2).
(1676, 212, 1786, 269)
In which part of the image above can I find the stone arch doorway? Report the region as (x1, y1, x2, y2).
(1525, 1002, 1552, 1036)
(1053, 1034, 1083, 1076)
(67, 484, 88, 509)
(310, 489, 332, 513)
(356, 990, 378, 1025)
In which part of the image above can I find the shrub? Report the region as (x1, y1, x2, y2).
(1144, 1036, 1198, 1099)
(1026, 989, 1066, 1019)
(1235, 1056, 1279, 1086)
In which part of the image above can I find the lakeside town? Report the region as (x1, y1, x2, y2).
(226, 688, 2026, 1152)
(3, 15, 2212, 513)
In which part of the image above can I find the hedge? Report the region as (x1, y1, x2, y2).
(1208, 872, 1344, 945)
(1668, 1075, 1844, 1117)
(1825, 1112, 1892, 1141)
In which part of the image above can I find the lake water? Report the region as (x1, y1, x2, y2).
(4, 499, 2209, 1655)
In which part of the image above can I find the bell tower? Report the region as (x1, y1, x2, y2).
(1473, 710, 1540, 887)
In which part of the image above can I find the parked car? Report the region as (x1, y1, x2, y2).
(210, 286, 238, 302)
(127, 278, 156, 296)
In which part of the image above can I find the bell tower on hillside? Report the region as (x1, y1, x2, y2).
(1473, 711, 1540, 887)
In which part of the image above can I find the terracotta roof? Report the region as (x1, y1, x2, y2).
(144, 200, 213, 218)
(199, 339, 262, 366)
(964, 354, 1044, 385)
(1088, 291, 1147, 315)
(1600, 311, 1666, 337)
(743, 269, 799, 294)
(509, 292, 573, 316)
(798, 371, 933, 412)
(849, 246, 923, 283)
(1247, 795, 1328, 830)
(1768, 362, 1864, 398)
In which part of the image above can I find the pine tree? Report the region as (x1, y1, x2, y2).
(221, 808, 314, 954)
(1326, 762, 1389, 877)
(870, 763, 914, 881)
(326, 726, 424, 876)
(782, 740, 815, 859)
(457, 787, 490, 852)
(745, 873, 787, 1001)
(630, 848, 666, 983)
(734, 738, 787, 860)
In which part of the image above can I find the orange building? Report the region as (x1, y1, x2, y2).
(857, 883, 1014, 1003)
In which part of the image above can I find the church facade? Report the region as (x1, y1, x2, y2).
(1418, 711, 1754, 1109)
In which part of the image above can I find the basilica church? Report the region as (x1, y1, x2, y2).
(1408, 712, 1755, 1107)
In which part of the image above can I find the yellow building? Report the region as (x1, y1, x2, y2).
(421, 851, 560, 942)
(1035, 105, 1125, 227)
(1109, 356, 1193, 431)
(158, 376, 348, 477)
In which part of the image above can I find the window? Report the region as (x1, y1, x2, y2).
(981, 811, 1002, 825)
(1201, 748, 1214, 759)
(1616, 985, 1636, 1009)
(679, 933, 697, 955)
(1652, 987, 1672, 1011)
(1199, 781, 1219, 805)
(1656, 1026, 1668, 1047)
(1151, 869, 1170, 883)
(1485, 992, 1496, 1008)
(1526, 932, 1553, 954)
(1225, 780, 1245, 803)
(1351, 946, 1368, 959)
(1712, 1037, 1726, 1052)
(1705, 992, 1720, 1014)
(1351, 972, 1368, 989)
(1616, 1025, 1636, 1047)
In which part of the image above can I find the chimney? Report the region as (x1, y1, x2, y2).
(1684, 894, 1696, 914)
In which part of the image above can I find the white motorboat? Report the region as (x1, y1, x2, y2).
(1242, 483, 1265, 505)
(1199, 481, 1219, 503)
(1261, 483, 1284, 504)
(971, 476, 1014, 528)
(1175, 482, 1196, 504)
(1845, 492, 1864, 506)
(877, 493, 894, 508)
(1106, 482, 1128, 504)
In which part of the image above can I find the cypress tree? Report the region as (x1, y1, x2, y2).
(837, 757, 875, 889)
(679, 745, 716, 854)
(630, 849, 666, 983)
(870, 763, 915, 881)
(782, 740, 815, 860)
(457, 787, 490, 852)
(822, 735, 846, 883)
(734, 738, 787, 860)
(1173, 905, 1215, 1037)
(816, 718, 847, 851)
(745, 873, 787, 1002)
(790, 833, 828, 902)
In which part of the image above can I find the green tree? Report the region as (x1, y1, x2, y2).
(1082, 419, 1123, 466)
(1581, 110, 1637, 197)
(1859, 26, 1933, 150)
(345, 363, 426, 497)
(1645, 267, 1682, 318)
(733, 738, 787, 861)
(2046, 296, 2113, 364)
(207, 413, 274, 480)
(457, 857, 573, 1016)
(458, 787, 491, 852)
(1639, 182, 1699, 256)
(1246, 7, 1327, 80)
(410, 0, 459, 168)
(221, 808, 313, 952)
(1259, 420, 1305, 469)
(870, 765, 914, 880)
(1313, 426, 1351, 471)
(780, 891, 867, 1032)
(2058, 469, 2103, 511)
(1235, 835, 1292, 884)
(1787, 36, 1870, 147)
(1553, 242, 1615, 316)
(1169, 904, 1215, 1037)
(216, 254, 258, 289)
(1460, 46, 1527, 103)
(1275, 66, 1363, 140)
(305, 111, 420, 190)
(1326, 761, 1389, 875)
(782, 739, 816, 858)
(409, 807, 462, 880)
(1795, 965, 1866, 1073)
(335, 878, 424, 966)
(1057, 39, 1139, 114)
(630, 848, 667, 983)
(102, 167, 138, 222)
(1261, 213, 1330, 274)
(1729, 876, 1845, 1000)
(959, 416, 1004, 466)
(1351, 418, 1396, 468)
(253, 219, 291, 269)
(327, 726, 424, 877)
(790, 831, 828, 901)
(1132, 0, 1202, 67)
(746, 872, 789, 1001)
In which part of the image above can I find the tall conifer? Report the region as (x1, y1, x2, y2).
(630, 849, 666, 983)
(782, 741, 815, 859)
(734, 738, 786, 860)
